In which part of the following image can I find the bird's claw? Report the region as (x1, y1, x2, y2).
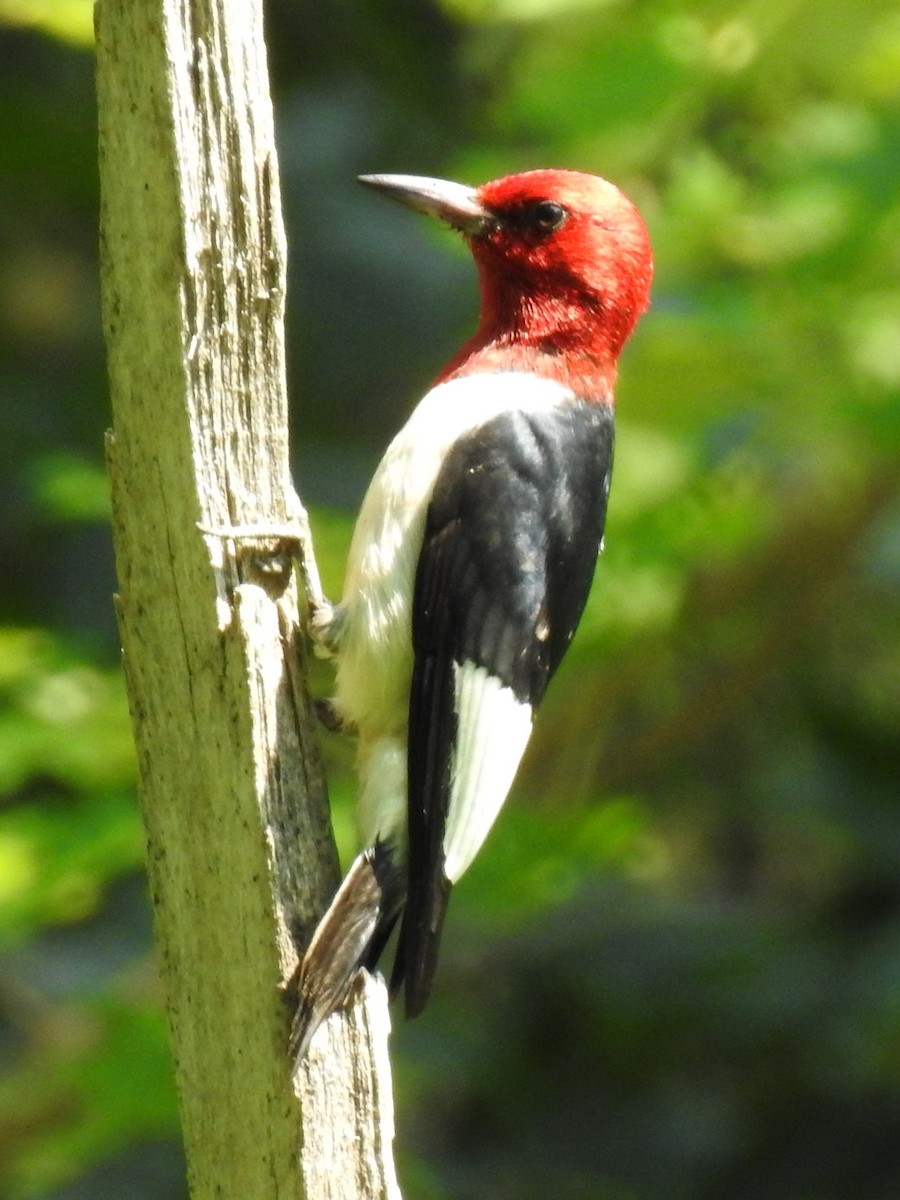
(308, 598, 342, 658)
(313, 697, 356, 735)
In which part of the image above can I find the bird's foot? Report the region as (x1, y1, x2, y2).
(314, 696, 356, 735)
(308, 597, 343, 659)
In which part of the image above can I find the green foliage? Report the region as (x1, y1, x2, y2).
(1, 995, 179, 1198)
(0, 624, 160, 1197)
(0, 629, 139, 945)
(0, 0, 93, 46)
(1, 0, 899, 1196)
(30, 454, 112, 524)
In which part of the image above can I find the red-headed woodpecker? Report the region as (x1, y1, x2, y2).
(291, 169, 652, 1059)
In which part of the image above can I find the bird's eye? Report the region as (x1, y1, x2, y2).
(530, 201, 567, 232)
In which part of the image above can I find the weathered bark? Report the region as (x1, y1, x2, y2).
(95, 1, 400, 1196)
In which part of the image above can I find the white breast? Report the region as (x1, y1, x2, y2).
(334, 371, 571, 740)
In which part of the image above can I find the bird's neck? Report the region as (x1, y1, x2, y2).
(438, 273, 621, 403)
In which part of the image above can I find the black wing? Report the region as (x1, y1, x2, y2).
(394, 399, 615, 1016)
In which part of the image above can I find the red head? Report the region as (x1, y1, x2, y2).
(360, 168, 653, 398)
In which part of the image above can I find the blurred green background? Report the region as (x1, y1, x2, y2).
(2, 0, 899, 1196)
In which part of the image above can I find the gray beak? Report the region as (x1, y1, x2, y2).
(358, 173, 491, 236)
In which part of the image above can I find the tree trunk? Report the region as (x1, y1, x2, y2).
(95, 1, 401, 1196)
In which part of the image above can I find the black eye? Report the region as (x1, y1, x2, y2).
(530, 200, 567, 232)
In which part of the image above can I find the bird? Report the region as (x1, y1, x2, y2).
(291, 168, 653, 1061)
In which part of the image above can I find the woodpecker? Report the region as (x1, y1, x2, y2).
(291, 169, 652, 1060)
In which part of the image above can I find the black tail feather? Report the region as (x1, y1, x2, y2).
(391, 871, 452, 1019)
(400, 638, 457, 1019)
(290, 841, 403, 1064)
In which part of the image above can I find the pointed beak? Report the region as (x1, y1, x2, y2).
(358, 173, 491, 236)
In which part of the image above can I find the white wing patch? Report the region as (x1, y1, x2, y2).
(443, 662, 533, 883)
